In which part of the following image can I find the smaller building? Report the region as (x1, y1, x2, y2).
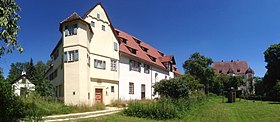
(212, 60, 255, 94)
(12, 71, 35, 96)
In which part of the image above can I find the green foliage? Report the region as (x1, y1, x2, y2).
(153, 75, 199, 99)
(255, 77, 264, 96)
(36, 79, 53, 96)
(6, 61, 28, 83)
(182, 52, 215, 94)
(228, 76, 243, 89)
(263, 43, 280, 97)
(0, 78, 25, 121)
(0, 0, 23, 56)
(211, 74, 229, 95)
(124, 92, 206, 120)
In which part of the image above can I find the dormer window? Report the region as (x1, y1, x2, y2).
(237, 69, 240, 72)
(121, 38, 127, 44)
(219, 70, 222, 73)
(65, 24, 77, 36)
(140, 46, 148, 52)
(158, 51, 164, 56)
(133, 38, 141, 44)
(116, 30, 120, 35)
(97, 13, 100, 19)
(148, 55, 156, 62)
(131, 48, 136, 54)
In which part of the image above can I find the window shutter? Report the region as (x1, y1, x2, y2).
(74, 50, 79, 61)
(64, 52, 68, 62)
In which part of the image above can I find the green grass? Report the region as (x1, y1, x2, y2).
(77, 96, 280, 122)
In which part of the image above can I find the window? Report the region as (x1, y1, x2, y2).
(87, 54, 91, 67)
(165, 76, 167, 79)
(49, 69, 58, 80)
(65, 24, 77, 36)
(97, 13, 100, 19)
(144, 64, 150, 74)
(237, 69, 240, 72)
(133, 37, 141, 44)
(114, 42, 118, 51)
(111, 60, 117, 71)
(102, 25, 105, 31)
(91, 21, 95, 27)
(148, 55, 156, 62)
(64, 50, 79, 62)
(121, 38, 127, 44)
(129, 60, 141, 72)
(129, 82, 134, 94)
(53, 50, 59, 60)
(141, 46, 148, 52)
(88, 93, 90, 99)
(131, 48, 136, 54)
(94, 59, 106, 69)
(219, 70, 222, 73)
(111, 86, 114, 92)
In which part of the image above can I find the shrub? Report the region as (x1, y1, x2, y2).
(0, 79, 25, 121)
(153, 75, 199, 99)
(124, 91, 206, 120)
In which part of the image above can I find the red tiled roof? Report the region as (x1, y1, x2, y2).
(116, 29, 180, 73)
(212, 60, 251, 75)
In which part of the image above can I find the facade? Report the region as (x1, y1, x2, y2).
(12, 71, 35, 96)
(116, 30, 181, 100)
(46, 3, 181, 105)
(212, 60, 255, 93)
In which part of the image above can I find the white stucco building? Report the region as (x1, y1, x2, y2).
(12, 71, 35, 96)
(46, 3, 181, 105)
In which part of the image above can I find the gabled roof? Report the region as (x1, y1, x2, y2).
(82, 2, 120, 44)
(116, 29, 181, 75)
(212, 60, 251, 75)
(59, 12, 93, 33)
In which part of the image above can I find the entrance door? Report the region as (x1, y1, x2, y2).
(95, 88, 103, 103)
(141, 84, 145, 99)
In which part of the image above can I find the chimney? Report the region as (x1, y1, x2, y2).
(231, 60, 233, 62)
(221, 60, 223, 62)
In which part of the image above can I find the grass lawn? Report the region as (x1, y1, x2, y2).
(76, 97, 280, 122)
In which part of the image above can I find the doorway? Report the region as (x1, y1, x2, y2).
(95, 88, 103, 103)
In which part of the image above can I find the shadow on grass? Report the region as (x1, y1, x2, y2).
(269, 102, 280, 104)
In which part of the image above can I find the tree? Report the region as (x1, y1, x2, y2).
(228, 76, 243, 90)
(263, 43, 280, 97)
(0, 0, 23, 56)
(26, 58, 36, 84)
(153, 75, 200, 99)
(35, 60, 47, 83)
(0, 70, 25, 121)
(182, 52, 215, 94)
(212, 74, 230, 95)
(36, 79, 53, 96)
(254, 77, 264, 96)
(6, 62, 28, 83)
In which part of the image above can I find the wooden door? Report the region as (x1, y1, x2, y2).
(95, 88, 103, 103)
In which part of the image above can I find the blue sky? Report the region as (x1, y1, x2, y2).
(2, 0, 280, 77)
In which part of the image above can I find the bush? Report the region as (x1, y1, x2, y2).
(0, 79, 25, 121)
(153, 75, 199, 99)
(124, 91, 206, 120)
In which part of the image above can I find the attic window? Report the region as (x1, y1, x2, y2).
(97, 13, 100, 19)
(133, 38, 141, 44)
(148, 55, 156, 62)
(158, 51, 164, 56)
(127, 46, 137, 54)
(237, 69, 240, 72)
(219, 70, 222, 73)
(121, 38, 127, 44)
(116, 31, 120, 35)
(140, 46, 148, 52)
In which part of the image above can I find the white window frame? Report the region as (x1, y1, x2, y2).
(102, 25, 105, 31)
(94, 59, 106, 69)
(129, 60, 141, 72)
(111, 59, 117, 71)
(144, 64, 150, 74)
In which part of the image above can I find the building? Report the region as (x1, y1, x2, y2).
(116, 30, 181, 100)
(212, 60, 255, 93)
(12, 71, 35, 96)
(45, 3, 181, 105)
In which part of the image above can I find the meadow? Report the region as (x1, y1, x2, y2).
(76, 96, 280, 122)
